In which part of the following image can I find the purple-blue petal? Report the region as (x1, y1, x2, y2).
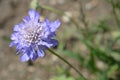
(25, 46, 38, 61)
(23, 16, 30, 23)
(38, 39, 58, 48)
(9, 41, 16, 47)
(48, 32, 56, 38)
(14, 25, 19, 31)
(31, 53, 38, 61)
(44, 39, 58, 46)
(50, 19, 61, 32)
(11, 33, 18, 40)
(14, 23, 24, 31)
(37, 48, 45, 57)
(38, 41, 52, 48)
(47, 39, 58, 47)
(20, 53, 30, 62)
(28, 9, 40, 21)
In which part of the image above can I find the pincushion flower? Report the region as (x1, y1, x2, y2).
(10, 9, 61, 62)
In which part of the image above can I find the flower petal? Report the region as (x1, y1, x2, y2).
(37, 48, 45, 57)
(49, 39, 58, 47)
(23, 16, 30, 23)
(48, 32, 56, 38)
(28, 9, 40, 21)
(38, 41, 52, 48)
(38, 39, 58, 48)
(14, 23, 24, 31)
(20, 53, 30, 62)
(14, 25, 19, 31)
(50, 19, 61, 32)
(24, 46, 38, 61)
(11, 33, 18, 40)
(9, 41, 17, 47)
(31, 53, 38, 61)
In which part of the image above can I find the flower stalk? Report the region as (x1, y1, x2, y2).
(47, 48, 87, 80)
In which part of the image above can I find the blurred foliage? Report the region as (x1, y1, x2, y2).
(49, 0, 120, 80)
(51, 75, 75, 80)
(2, 0, 118, 80)
(2, 36, 11, 42)
(33, 0, 120, 80)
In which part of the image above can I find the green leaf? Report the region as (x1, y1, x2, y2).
(110, 52, 120, 62)
(88, 52, 97, 72)
(98, 70, 108, 80)
(107, 64, 119, 75)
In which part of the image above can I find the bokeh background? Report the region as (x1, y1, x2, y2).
(0, 0, 120, 80)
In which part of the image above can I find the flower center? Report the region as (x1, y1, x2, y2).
(22, 25, 43, 45)
(25, 32, 39, 44)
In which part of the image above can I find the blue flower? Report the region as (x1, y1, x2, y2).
(10, 9, 61, 62)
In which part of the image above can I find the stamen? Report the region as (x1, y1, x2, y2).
(22, 25, 43, 45)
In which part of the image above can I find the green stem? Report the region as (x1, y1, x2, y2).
(40, 5, 63, 15)
(47, 48, 87, 80)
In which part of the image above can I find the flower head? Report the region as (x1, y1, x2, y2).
(10, 9, 61, 62)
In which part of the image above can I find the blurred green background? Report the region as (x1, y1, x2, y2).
(0, 0, 120, 80)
